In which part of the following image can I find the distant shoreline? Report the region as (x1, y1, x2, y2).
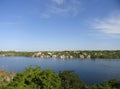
(0, 50, 120, 59)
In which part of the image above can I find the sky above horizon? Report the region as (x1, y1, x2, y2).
(0, 0, 120, 51)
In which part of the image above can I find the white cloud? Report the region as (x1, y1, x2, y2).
(41, 0, 81, 18)
(52, 0, 64, 5)
(92, 12, 120, 36)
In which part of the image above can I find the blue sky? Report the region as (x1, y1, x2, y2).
(0, 0, 120, 51)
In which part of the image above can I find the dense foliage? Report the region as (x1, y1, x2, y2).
(0, 67, 120, 89)
(5, 67, 61, 89)
(91, 79, 120, 89)
(59, 70, 85, 89)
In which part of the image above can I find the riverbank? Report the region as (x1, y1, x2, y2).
(0, 67, 120, 89)
(0, 50, 120, 59)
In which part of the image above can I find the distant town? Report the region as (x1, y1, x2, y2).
(0, 50, 120, 59)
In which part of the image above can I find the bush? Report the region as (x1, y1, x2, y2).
(6, 66, 61, 89)
(59, 70, 86, 89)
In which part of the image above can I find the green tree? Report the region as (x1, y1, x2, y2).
(6, 66, 61, 89)
(59, 70, 85, 89)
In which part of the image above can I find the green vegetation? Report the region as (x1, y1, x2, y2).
(0, 66, 120, 89)
(6, 67, 61, 89)
(59, 70, 85, 89)
(91, 79, 120, 89)
(0, 51, 36, 57)
(0, 69, 15, 89)
(1, 50, 120, 59)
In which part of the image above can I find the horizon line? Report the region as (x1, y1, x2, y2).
(0, 49, 120, 52)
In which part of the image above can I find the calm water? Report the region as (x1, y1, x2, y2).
(0, 56, 120, 85)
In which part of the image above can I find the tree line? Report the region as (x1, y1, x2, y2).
(0, 50, 120, 59)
